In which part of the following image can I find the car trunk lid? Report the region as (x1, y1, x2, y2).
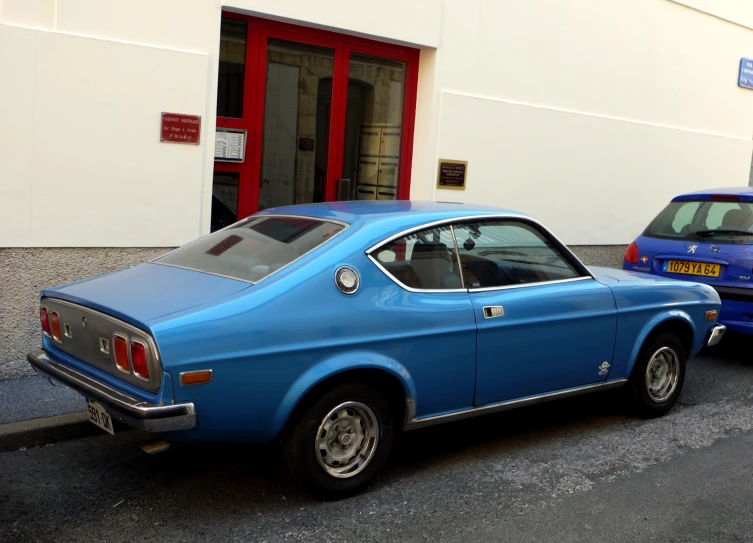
(45, 262, 253, 325)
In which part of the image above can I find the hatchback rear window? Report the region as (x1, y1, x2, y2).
(645, 200, 753, 244)
(155, 216, 346, 283)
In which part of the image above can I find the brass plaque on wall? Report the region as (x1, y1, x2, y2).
(437, 159, 468, 190)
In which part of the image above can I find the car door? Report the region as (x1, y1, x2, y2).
(452, 219, 618, 406)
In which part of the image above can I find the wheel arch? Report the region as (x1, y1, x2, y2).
(624, 311, 695, 378)
(268, 352, 416, 440)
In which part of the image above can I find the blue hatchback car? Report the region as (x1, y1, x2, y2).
(28, 202, 723, 497)
(625, 187, 753, 335)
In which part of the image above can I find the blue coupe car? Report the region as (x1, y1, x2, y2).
(28, 202, 724, 497)
(624, 187, 753, 336)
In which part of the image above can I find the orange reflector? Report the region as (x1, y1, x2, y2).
(181, 370, 212, 386)
(706, 310, 718, 320)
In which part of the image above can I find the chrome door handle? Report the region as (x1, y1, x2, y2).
(483, 306, 504, 319)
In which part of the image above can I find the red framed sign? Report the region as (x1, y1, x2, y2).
(161, 112, 201, 144)
(214, 13, 420, 221)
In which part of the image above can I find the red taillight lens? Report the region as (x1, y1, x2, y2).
(40, 308, 51, 336)
(50, 312, 62, 341)
(131, 341, 148, 380)
(113, 335, 130, 372)
(624, 242, 639, 264)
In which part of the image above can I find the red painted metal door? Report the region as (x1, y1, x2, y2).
(211, 15, 419, 231)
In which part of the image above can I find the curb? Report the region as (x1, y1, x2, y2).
(0, 412, 101, 452)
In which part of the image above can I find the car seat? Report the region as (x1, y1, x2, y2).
(410, 243, 461, 289)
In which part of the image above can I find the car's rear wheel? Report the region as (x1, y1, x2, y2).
(628, 332, 686, 417)
(281, 383, 395, 499)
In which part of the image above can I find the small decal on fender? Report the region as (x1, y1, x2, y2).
(598, 361, 610, 376)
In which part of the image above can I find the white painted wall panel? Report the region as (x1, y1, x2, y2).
(433, 91, 753, 245)
(435, 0, 753, 139)
(224, 0, 442, 47)
(55, 0, 219, 52)
(0, 25, 35, 245)
(3, 28, 209, 247)
(1, 0, 55, 29)
(669, 0, 753, 30)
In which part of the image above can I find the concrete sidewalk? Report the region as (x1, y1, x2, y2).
(0, 374, 96, 451)
(0, 374, 85, 425)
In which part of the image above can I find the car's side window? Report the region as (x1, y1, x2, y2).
(372, 225, 463, 290)
(453, 220, 583, 289)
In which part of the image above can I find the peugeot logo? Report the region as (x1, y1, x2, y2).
(81, 316, 87, 328)
(687, 245, 698, 254)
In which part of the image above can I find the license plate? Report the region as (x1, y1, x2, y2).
(663, 260, 721, 278)
(86, 399, 114, 435)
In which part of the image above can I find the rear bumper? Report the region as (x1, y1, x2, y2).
(27, 350, 196, 432)
(707, 324, 726, 347)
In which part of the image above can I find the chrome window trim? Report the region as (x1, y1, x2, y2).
(449, 224, 465, 289)
(468, 275, 593, 293)
(151, 214, 350, 285)
(403, 379, 628, 430)
(366, 214, 594, 294)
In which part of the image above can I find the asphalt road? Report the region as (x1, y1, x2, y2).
(2, 336, 752, 543)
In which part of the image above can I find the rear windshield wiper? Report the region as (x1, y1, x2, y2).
(693, 229, 753, 237)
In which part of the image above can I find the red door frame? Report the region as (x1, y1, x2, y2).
(215, 13, 420, 219)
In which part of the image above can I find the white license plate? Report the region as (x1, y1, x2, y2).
(86, 399, 114, 435)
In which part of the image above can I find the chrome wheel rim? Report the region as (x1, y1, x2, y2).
(644, 346, 680, 403)
(315, 401, 379, 479)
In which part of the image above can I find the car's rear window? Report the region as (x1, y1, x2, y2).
(155, 216, 346, 283)
(645, 200, 753, 244)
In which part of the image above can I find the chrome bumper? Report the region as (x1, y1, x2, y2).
(707, 324, 726, 347)
(27, 350, 196, 432)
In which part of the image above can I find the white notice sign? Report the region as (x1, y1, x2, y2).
(215, 129, 246, 162)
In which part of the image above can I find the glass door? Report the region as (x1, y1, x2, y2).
(258, 39, 335, 210)
(340, 53, 407, 202)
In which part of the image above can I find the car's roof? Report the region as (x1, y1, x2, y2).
(673, 187, 753, 202)
(256, 201, 529, 227)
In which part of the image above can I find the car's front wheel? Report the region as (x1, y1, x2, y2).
(628, 332, 686, 417)
(281, 383, 395, 499)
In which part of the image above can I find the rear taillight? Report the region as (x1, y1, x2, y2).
(50, 312, 62, 342)
(40, 308, 51, 336)
(131, 341, 149, 380)
(624, 242, 639, 264)
(113, 335, 130, 372)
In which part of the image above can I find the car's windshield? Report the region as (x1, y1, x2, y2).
(644, 199, 753, 244)
(155, 215, 346, 283)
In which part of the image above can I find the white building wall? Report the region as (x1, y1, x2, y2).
(415, 0, 753, 244)
(1, 0, 752, 247)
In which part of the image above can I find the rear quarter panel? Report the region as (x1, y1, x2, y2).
(149, 239, 477, 442)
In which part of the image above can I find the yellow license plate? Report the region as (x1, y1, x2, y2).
(664, 260, 720, 278)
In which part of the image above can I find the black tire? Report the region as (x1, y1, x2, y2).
(628, 332, 686, 417)
(280, 383, 395, 499)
